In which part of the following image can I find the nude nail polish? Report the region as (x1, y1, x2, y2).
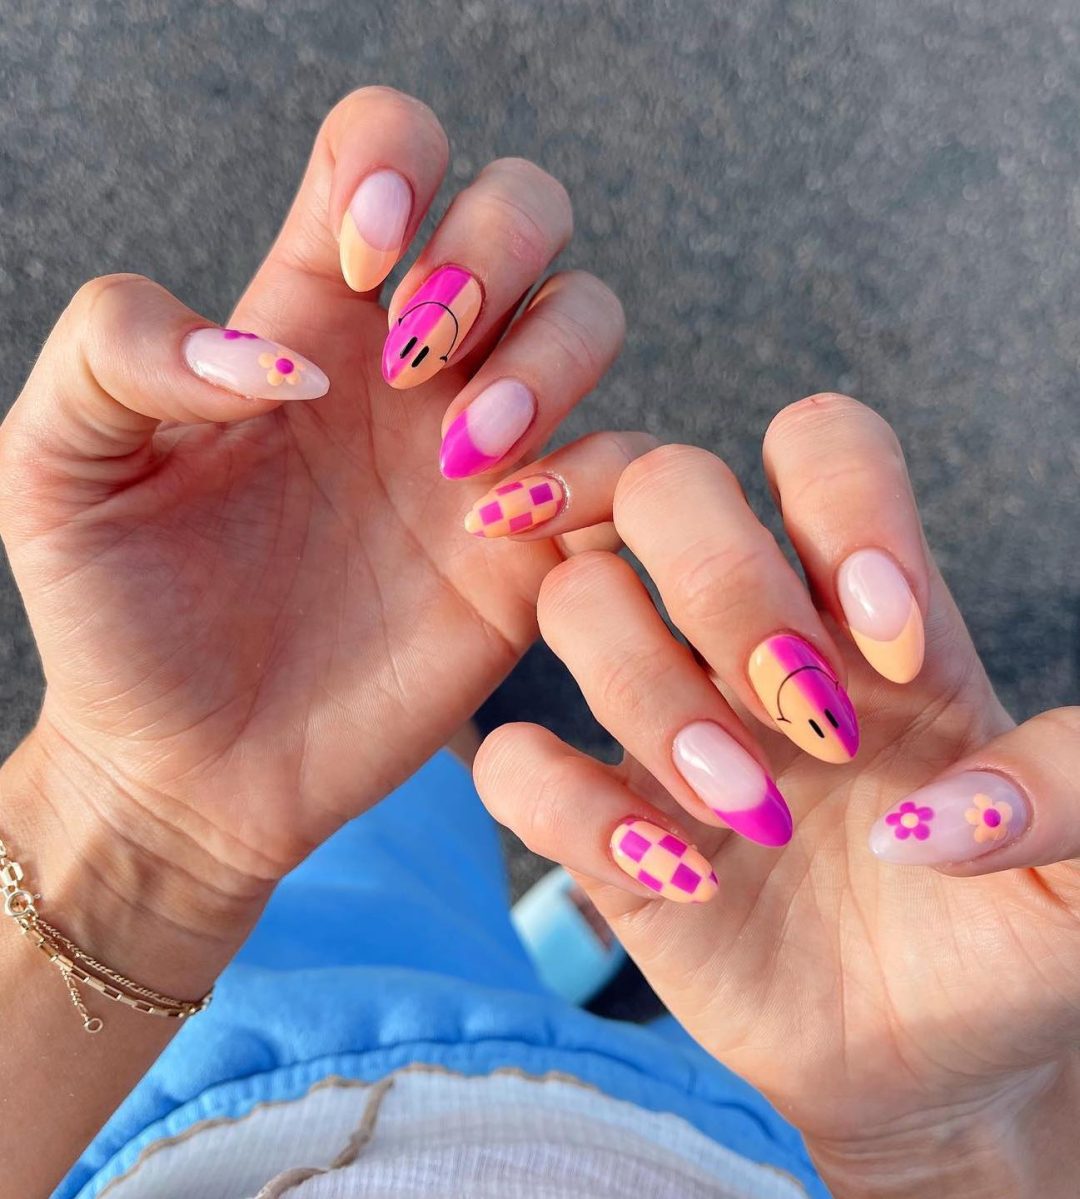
(440, 379, 536, 479)
(610, 819, 718, 903)
(837, 549, 924, 684)
(748, 634, 859, 764)
(464, 475, 564, 538)
(183, 328, 329, 401)
(870, 772, 1028, 865)
(672, 721, 793, 846)
(382, 265, 482, 389)
(339, 170, 412, 293)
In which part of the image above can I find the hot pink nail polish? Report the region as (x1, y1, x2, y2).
(339, 170, 412, 293)
(837, 549, 924, 684)
(382, 265, 482, 389)
(610, 819, 719, 903)
(182, 328, 329, 401)
(672, 721, 793, 847)
(870, 772, 1028, 865)
(440, 379, 536, 479)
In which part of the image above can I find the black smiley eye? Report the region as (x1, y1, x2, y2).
(808, 718, 825, 739)
(411, 345, 430, 368)
(824, 708, 839, 729)
(399, 336, 417, 360)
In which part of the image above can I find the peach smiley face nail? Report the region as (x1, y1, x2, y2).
(382, 265, 482, 390)
(183, 328, 329, 401)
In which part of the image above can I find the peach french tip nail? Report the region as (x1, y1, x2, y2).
(837, 549, 925, 685)
(672, 721, 793, 847)
(182, 328, 329, 401)
(747, 634, 859, 764)
(870, 772, 1028, 865)
(610, 818, 718, 903)
(440, 379, 536, 479)
(339, 169, 412, 293)
(464, 475, 564, 539)
(382, 265, 482, 390)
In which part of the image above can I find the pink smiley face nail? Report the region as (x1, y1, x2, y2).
(382, 265, 482, 390)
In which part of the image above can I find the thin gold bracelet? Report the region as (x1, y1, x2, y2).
(0, 835, 212, 1033)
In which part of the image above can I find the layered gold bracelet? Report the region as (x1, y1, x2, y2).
(0, 834, 212, 1033)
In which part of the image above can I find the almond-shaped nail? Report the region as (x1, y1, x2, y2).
(440, 379, 536, 479)
(837, 549, 924, 684)
(672, 721, 793, 846)
(748, 634, 859, 764)
(382, 265, 482, 389)
(610, 819, 718, 903)
(464, 475, 564, 538)
(870, 772, 1028, 865)
(183, 328, 329, 401)
(339, 170, 412, 293)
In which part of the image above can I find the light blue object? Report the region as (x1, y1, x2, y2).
(60, 750, 827, 1199)
(511, 866, 626, 1004)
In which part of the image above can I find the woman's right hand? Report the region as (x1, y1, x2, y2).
(0, 87, 640, 986)
(476, 396, 1080, 1198)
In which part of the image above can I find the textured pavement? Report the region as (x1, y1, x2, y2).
(2, 1, 1079, 900)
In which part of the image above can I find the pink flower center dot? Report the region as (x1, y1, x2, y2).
(983, 809, 1002, 828)
(275, 357, 295, 375)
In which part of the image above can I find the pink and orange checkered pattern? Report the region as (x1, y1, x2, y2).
(610, 819, 718, 904)
(464, 474, 565, 539)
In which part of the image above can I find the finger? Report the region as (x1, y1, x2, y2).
(437, 272, 624, 479)
(476, 723, 720, 905)
(382, 157, 573, 390)
(1, 274, 328, 521)
(763, 394, 931, 685)
(462, 431, 657, 542)
(614, 445, 859, 765)
(536, 550, 794, 846)
(865, 709, 1080, 875)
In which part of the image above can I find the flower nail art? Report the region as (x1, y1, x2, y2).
(747, 634, 859, 764)
(610, 819, 718, 904)
(382, 265, 482, 389)
(183, 328, 329, 402)
(870, 771, 1027, 865)
(464, 475, 564, 538)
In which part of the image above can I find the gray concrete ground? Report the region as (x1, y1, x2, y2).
(2, 1, 1078, 900)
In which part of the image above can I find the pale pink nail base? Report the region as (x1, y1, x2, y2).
(870, 771, 1028, 865)
(672, 720, 793, 847)
(182, 328, 329, 401)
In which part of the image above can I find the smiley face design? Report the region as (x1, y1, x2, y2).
(381, 265, 482, 389)
(748, 635, 859, 764)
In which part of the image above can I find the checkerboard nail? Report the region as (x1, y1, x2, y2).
(609, 819, 718, 904)
(463, 474, 565, 539)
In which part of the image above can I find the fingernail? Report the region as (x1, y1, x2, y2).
(672, 721, 793, 847)
(748, 634, 859, 764)
(837, 550, 924, 684)
(870, 772, 1028, 865)
(382, 265, 482, 389)
(464, 475, 564, 538)
(339, 170, 412, 293)
(440, 379, 536, 479)
(610, 819, 718, 904)
(183, 328, 329, 401)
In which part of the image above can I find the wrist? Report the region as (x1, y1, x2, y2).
(0, 721, 272, 1000)
(806, 1059, 1080, 1199)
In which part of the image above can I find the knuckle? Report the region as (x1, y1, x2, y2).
(537, 551, 619, 633)
(68, 273, 153, 328)
(593, 642, 677, 724)
(467, 190, 553, 273)
(666, 538, 775, 629)
(529, 302, 609, 380)
(519, 754, 582, 853)
(766, 392, 898, 457)
(483, 157, 573, 229)
(615, 444, 732, 518)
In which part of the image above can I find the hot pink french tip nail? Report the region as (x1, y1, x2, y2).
(439, 379, 536, 479)
(382, 265, 482, 390)
(672, 720, 794, 847)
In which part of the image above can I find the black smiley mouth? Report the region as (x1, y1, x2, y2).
(774, 665, 842, 738)
(397, 300, 460, 366)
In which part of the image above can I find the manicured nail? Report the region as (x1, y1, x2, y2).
(440, 379, 536, 479)
(837, 550, 924, 684)
(464, 475, 564, 538)
(382, 265, 482, 389)
(183, 328, 329, 401)
(339, 170, 412, 293)
(748, 634, 859, 764)
(672, 721, 792, 847)
(610, 819, 718, 904)
(870, 772, 1027, 865)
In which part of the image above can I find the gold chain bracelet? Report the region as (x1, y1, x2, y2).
(0, 835, 212, 1033)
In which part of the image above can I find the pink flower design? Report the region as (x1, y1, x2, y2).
(885, 800, 934, 841)
(222, 329, 257, 340)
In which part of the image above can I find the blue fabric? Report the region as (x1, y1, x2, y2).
(60, 751, 827, 1199)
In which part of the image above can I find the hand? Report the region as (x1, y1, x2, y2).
(0, 87, 641, 960)
(475, 394, 1080, 1197)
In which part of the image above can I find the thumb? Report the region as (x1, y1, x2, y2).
(1, 273, 328, 526)
(868, 708, 1079, 874)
